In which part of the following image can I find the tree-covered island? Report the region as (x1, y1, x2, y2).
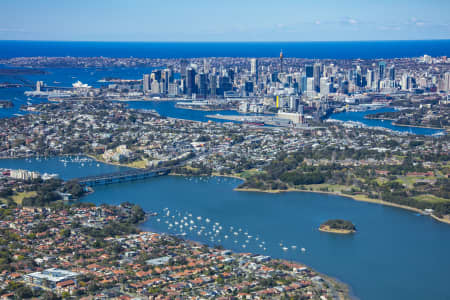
(319, 219, 357, 234)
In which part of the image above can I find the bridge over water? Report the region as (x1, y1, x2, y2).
(75, 166, 174, 186)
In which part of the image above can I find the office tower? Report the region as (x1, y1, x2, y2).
(289, 97, 298, 112)
(250, 58, 258, 82)
(341, 80, 349, 94)
(313, 63, 322, 92)
(186, 67, 196, 96)
(324, 64, 335, 77)
(301, 75, 308, 92)
(198, 73, 208, 97)
(389, 65, 396, 81)
(279, 50, 284, 73)
(401, 74, 409, 90)
(307, 78, 315, 92)
(143, 74, 150, 92)
(203, 58, 210, 73)
(305, 65, 314, 78)
(162, 69, 172, 94)
(180, 59, 189, 77)
(168, 83, 178, 96)
(36, 81, 43, 92)
(180, 79, 186, 94)
(244, 81, 254, 94)
(151, 70, 162, 82)
(271, 72, 279, 83)
(379, 61, 386, 80)
(209, 75, 217, 97)
(250, 58, 258, 75)
(151, 80, 160, 94)
(366, 70, 373, 88)
(320, 77, 331, 95)
(226, 69, 235, 84)
(444, 72, 450, 92)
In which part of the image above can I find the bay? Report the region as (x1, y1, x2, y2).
(1, 157, 450, 300)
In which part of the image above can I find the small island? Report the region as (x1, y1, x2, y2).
(319, 219, 356, 234)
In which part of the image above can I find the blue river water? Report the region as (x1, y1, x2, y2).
(1, 40, 450, 59)
(330, 107, 444, 136)
(0, 156, 449, 300)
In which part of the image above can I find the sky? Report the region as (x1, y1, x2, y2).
(1, 0, 449, 42)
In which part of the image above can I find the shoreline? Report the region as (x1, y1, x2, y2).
(2, 154, 449, 225)
(138, 209, 353, 300)
(319, 225, 356, 235)
(392, 122, 448, 131)
(364, 115, 446, 130)
(234, 186, 450, 225)
(175, 104, 237, 112)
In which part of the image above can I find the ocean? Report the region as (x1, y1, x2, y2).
(1, 40, 450, 59)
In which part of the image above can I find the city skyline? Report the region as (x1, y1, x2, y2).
(1, 0, 450, 42)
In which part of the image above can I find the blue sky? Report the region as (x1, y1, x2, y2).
(1, 0, 449, 41)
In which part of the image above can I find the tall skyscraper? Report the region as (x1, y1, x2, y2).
(197, 73, 208, 97)
(186, 67, 196, 97)
(244, 81, 254, 94)
(162, 69, 172, 94)
(143, 74, 150, 92)
(444, 72, 450, 92)
(356, 66, 365, 87)
(313, 63, 322, 92)
(203, 58, 210, 73)
(320, 77, 331, 95)
(401, 73, 408, 90)
(366, 70, 373, 88)
(36, 81, 43, 92)
(305, 65, 314, 78)
(250, 58, 258, 82)
(151, 70, 162, 82)
(300, 75, 308, 92)
(180, 59, 189, 77)
(307, 78, 315, 92)
(209, 74, 217, 97)
(379, 61, 386, 80)
(279, 50, 284, 73)
(250, 58, 258, 75)
(388, 65, 396, 81)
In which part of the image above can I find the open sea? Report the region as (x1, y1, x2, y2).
(1, 40, 450, 59)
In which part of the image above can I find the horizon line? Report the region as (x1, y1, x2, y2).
(1, 38, 450, 43)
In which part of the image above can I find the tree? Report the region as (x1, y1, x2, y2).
(15, 286, 33, 299)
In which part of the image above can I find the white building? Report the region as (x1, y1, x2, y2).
(9, 169, 40, 180)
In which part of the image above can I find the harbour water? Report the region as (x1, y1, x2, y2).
(1, 157, 450, 300)
(330, 107, 444, 136)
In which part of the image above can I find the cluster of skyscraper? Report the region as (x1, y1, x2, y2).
(141, 54, 450, 102)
